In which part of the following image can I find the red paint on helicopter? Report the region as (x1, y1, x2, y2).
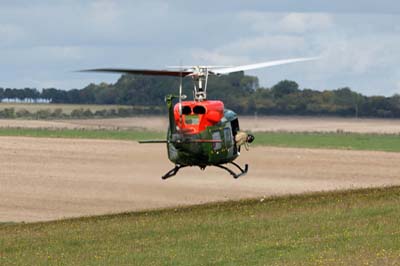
(173, 100, 224, 134)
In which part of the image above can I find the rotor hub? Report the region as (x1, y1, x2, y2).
(190, 67, 210, 101)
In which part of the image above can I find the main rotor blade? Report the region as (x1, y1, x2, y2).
(80, 68, 193, 77)
(211, 57, 319, 75)
(166, 65, 233, 69)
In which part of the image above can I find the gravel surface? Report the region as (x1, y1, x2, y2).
(1, 136, 399, 222)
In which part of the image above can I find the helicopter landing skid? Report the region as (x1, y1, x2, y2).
(215, 162, 248, 179)
(161, 162, 248, 180)
(162, 165, 188, 180)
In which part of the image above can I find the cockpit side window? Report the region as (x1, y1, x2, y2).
(182, 106, 191, 115)
(212, 131, 222, 150)
(224, 127, 232, 147)
(193, 105, 206, 114)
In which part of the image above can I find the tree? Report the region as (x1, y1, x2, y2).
(271, 80, 299, 98)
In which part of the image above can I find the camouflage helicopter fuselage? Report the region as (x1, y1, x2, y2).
(163, 95, 251, 179)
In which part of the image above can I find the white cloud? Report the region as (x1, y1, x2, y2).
(0, 46, 84, 66)
(190, 49, 250, 65)
(238, 11, 278, 33)
(314, 33, 400, 76)
(89, 1, 120, 23)
(279, 13, 334, 33)
(220, 35, 307, 56)
(0, 24, 26, 46)
(239, 11, 334, 34)
(85, 1, 122, 34)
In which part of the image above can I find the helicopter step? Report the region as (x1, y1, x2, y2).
(161, 162, 248, 180)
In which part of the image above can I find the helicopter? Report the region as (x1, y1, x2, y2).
(82, 57, 317, 179)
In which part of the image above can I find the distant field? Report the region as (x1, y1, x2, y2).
(0, 128, 399, 152)
(1, 116, 400, 134)
(239, 115, 400, 134)
(0, 103, 131, 114)
(1, 186, 400, 265)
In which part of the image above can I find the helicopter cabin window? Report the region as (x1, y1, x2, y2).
(212, 131, 222, 150)
(193, 105, 206, 114)
(185, 115, 199, 125)
(182, 106, 191, 115)
(224, 127, 232, 146)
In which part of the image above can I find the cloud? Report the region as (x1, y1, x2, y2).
(220, 35, 307, 57)
(0, 24, 26, 46)
(88, 0, 120, 25)
(190, 49, 250, 65)
(176, 0, 400, 14)
(239, 11, 334, 34)
(0, 1, 399, 95)
(318, 35, 400, 74)
(279, 13, 334, 33)
(185, 11, 400, 95)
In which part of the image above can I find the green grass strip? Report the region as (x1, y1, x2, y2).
(1, 186, 400, 265)
(0, 128, 165, 141)
(0, 128, 400, 152)
(254, 131, 400, 152)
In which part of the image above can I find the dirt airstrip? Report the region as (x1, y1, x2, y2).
(1, 116, 400, 133)
(1, 136, 400, 222)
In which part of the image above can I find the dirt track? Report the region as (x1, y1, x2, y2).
(1, 116, 400, 133)
(1, 136, 400, 222)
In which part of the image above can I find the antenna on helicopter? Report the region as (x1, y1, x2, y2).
(178, 62, 184, 127)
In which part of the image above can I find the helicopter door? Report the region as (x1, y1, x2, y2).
(230, 118, 240, 154)
(230, 118, 239, 137)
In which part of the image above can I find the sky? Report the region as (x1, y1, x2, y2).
(0, 0, 400, 96)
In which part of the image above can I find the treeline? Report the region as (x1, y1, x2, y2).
(1, 72, 400, 118)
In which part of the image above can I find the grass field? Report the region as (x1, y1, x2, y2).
(0, 128, 165, 141)
(253, 132, 400, 152)
(0, 128, 399, 152)
(1, 186, 399, 265)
